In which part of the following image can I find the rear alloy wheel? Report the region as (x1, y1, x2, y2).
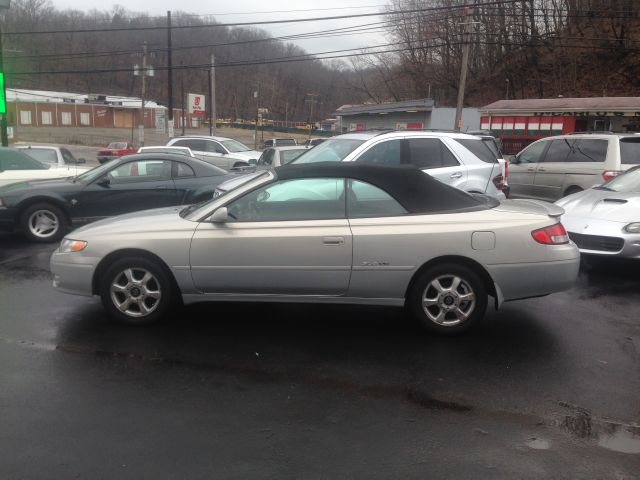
(100, 257, 176, 325)
(20, 203, 67, 243)
(409, 263, 487, 334)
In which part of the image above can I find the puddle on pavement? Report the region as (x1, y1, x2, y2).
(558, 403, 640, 454)
(526, 438, 551, 450)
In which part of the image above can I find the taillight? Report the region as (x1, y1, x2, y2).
(532, 223, 569, 245)
(603, 170, 622, 181)
(492, 174, 505, 190)
(504, 160, 509, 178)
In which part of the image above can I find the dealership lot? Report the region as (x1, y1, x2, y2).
(0, 232, 638, 478)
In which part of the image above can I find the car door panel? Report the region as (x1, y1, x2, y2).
(508, 141, 550, 199)
(73, 160, 177, 220)
(532, 138, 570, 201)
(190, 219, 353, 295)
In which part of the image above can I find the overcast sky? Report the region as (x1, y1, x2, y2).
(51, 0, 389, 54)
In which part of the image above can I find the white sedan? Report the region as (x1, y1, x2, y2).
(0, 147, 90, 187)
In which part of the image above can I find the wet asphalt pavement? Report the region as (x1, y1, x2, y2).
(0, 232, 639, 479)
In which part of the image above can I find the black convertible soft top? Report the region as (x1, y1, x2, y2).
(275, 162, 490, 214)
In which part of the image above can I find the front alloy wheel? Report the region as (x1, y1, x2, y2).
(110, 267, 162, 318)
(20, 203, 67, 243)
(422, 275, 476, 327)
(100, 257, 176, 325)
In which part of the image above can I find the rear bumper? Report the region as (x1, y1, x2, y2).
(487, 252, 580, 302)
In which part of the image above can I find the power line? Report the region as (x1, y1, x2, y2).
(1, 1, 518, 36)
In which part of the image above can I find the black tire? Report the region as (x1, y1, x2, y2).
(100, 256, 177, 325)
(564, 186, 582, 197)
(19, 202, 68, 243)
(408, 263, 488, 335)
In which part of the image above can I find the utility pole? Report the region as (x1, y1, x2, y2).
(210, 53, 216, 136)
(505, 78, 510, 100)
(166, 10, 174, 138)
(305, 93, 319, 141)
(139, 42, 148, 146)
(253, 88, 259, 150)
(181, 78, 185, 136)
(454, 6, 474, 132)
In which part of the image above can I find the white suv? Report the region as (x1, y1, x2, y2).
(167, 136, 261, 170)
(291, 131, 507, 198)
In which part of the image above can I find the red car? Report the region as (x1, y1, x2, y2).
(97, 142, 137, 164)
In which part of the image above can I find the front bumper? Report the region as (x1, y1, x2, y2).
(0, 206, 19, 231)
(561, 216, 640, 258)
(50, 251, 100, 297)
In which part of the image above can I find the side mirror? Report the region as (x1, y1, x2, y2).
(76, 158, 86, 164)
(248, 159, 257, 166)
(510, 155, 520, 165)
(96, 176, 111, 187)
(210, 207, 229, 223)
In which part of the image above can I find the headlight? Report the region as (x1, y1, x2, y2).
(623, 223, 640, 234)
(59, 238, 88, 253)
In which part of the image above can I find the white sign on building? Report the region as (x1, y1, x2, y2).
(188, 93, 206, 116)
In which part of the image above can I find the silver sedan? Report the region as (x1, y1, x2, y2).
(51, 163, 579, 334)
(556, 166, 640, 258)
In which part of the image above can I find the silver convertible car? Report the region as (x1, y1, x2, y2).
(51, 163, 579, 334)
(556, 166, 640, 258)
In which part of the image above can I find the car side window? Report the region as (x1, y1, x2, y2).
(175, 139, 206, 152)
(407, 138, 459, 169)
(207, 141, 227, 154)
(347, 180, 407, 218)
(0, 150, 48, 170)
(60, 148, 76, 164)
(517, 141, 548, 164)
(107, 160, 172, 183)
(174, 162, 195, 178)
(567, 139, 608, 163)
(226, 178, 346, 222)
(356, 140, 401, 165)
(260, 149, 275, 166)
(543, 139, 572, 162)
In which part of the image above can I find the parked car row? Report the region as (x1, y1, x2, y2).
(3, 130, 637, 334)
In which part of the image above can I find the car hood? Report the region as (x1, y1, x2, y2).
(72, 206, 194, 237)
(0, 176, 76, 195)
(556, 188, 640, 222)
(231, 150, 261, 160)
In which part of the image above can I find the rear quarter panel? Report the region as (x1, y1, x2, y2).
(347, 209, 569, 299)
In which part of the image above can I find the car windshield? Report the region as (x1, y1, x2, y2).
(221, 139, 251, 152)
(21, 148, 59, 166)
(73, 162, 113, 183)
(0, 149, 50, 170)
(281, 149, 306, 164)
(620, 138, 640, 165)
(181, 170, 272, 219)
(291, 138, 366, 163)
(107, 142, 128, 149)
(601, 167, 640, 193)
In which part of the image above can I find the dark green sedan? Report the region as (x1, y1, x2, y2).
(0, 153, 237, 242)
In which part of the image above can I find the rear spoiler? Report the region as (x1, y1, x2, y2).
(498, 199, 565, 218)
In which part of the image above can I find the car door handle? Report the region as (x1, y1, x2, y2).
(537, 167, 546, 172)
(155, 185, 169, 190)
(322, 236, 345, 245)
(527, 167, 536, 172)
(450, 172, 463, 179)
